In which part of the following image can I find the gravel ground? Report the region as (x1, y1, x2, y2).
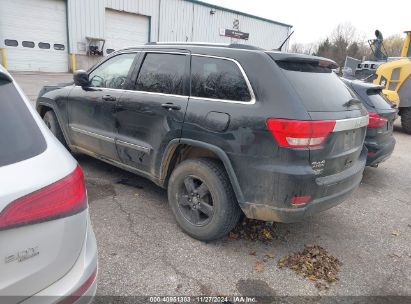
(13, 72, 411, 299)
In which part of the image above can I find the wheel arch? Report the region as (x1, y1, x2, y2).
(37, 101, 72, 146)
(160, 139, 245, 205)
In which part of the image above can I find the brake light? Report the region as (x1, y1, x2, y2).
(291, 195, 312, 205)
(368, 112, 387, 128)
(0, 165, 87, 230)
(266, 119, 336, 148)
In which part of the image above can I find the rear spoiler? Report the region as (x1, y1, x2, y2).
(366, 85, 385, 94)
(266, 52, 338, 69)
(343, 77, 385, 95)
(278, 57, 338, 70)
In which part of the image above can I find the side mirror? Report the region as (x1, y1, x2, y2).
(73, 70, 90, 87)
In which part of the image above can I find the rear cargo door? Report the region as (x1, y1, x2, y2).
(271, 56, 369, 176)
(364, 91, 397, 142)
(0, 80, 86, 299)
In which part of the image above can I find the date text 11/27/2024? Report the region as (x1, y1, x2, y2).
(149, 296, 257, 303)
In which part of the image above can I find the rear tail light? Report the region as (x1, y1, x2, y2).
(266, 119, 336, 148)
(368, 112, 388, 128)
(0, 165, 87, 230)
(291, 195, 312, 206)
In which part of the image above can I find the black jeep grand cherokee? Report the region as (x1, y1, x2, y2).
(37, 43, 369, 241)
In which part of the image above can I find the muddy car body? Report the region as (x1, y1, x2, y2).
(37, 44, 368, 240)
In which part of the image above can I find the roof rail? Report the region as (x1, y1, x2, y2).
(228, 44, 264, 50)
(146, 42, 229, 47)
(145, 42, 264, 50)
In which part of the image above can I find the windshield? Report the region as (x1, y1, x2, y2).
(0, 80, 46, 167)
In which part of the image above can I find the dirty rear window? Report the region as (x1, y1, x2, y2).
(367, 92, 394, 110)
(0, 80, 46, 167)
(270, 58, 357, 112)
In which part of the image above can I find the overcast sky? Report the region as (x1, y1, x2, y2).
(202, 0, 410, 45)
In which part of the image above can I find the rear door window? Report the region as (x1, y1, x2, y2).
(191, 56, 252, 102)
(269, 55, 358, 112)
(0, 80, 46, 167)
(135, 53, 187, 95)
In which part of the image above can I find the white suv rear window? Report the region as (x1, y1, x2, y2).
(0, 80, 46, 167)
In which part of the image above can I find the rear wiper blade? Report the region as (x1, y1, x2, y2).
(343, 99, 362, 107)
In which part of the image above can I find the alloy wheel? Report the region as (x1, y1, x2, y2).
(177, 175, 214, 226)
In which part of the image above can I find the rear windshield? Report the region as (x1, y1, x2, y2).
(0, 80, 46, 167)
(273, 60, 357, 112)
(367, 92, 394, 110)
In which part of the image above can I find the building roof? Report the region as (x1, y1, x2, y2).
(185, 0, 293, 28)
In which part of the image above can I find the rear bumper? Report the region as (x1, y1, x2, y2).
(238, 148, 367, 223)
(366, 137, 396, 166)
(241, 172, 361, 222)
(21, 217, 98, 304)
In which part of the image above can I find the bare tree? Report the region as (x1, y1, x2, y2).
(383, 35, 404, 57)
(313, 23, 371, 66)
(290, 42, 316, 55)
(331, 23, 358, 45)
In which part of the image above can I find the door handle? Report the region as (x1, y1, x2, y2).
(102, 95, 117, 102)
(161, 103, 181, 111)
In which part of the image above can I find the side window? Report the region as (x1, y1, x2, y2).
(191, 56, 252, 102)
(89, 53, 136, 89)
(135, 53, 186, 95)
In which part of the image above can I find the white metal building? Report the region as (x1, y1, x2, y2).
(0, 0, 292, 72)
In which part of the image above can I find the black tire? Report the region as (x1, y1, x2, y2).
(43, 110, 67, 146)
(401, 107, 411, 134)
(168, 158, 241, 241)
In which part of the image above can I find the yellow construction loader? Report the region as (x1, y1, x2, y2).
(373, 31, 411, 133)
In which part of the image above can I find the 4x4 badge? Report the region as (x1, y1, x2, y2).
(312, 160, 325, 175)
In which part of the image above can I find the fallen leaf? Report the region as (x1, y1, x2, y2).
(388, 253, 401, 258)
(308, 275, 317, 281)
(229, 232, 239, 239)
(262, 229, 273, 240)
(392, 231, 400, 236)
(230, 218, 278, 241)
(277, 245, 341, 290)
(249, 251, 257, 256)
(255, 260, 264, 272)
(264, 253, 274, 259)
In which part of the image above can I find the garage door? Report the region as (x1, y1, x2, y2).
(0, 0, 68, 72)
(105, 9, 149, 55)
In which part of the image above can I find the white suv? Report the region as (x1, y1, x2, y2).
(0, 66, 97, 303)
